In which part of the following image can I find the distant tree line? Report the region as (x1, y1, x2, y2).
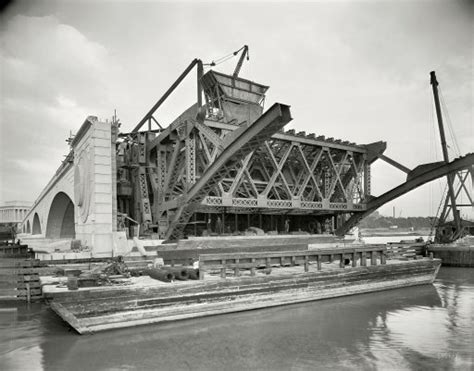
(359, 211, 437, 230)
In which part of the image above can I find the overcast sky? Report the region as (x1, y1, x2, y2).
(0, 0, 472, 218)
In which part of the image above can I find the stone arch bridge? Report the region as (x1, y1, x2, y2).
(20, 67, 474, 257)
(22, 116, 115, 256)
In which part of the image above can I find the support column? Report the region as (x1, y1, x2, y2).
(73, 117, 115, 257)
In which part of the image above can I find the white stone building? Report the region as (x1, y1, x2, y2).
(0, 201, 32, 227)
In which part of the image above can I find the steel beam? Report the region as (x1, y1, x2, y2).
(132, 59, 200, 133)
(164, 103, 292, 241)
(335, 153, 474, 235)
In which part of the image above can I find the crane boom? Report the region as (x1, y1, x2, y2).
(430, 71, 461, 233)
(233, 45, 249, 79)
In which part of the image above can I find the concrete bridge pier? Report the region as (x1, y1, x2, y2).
(72, 117, 116, 257)
(22, 117, 116, 257)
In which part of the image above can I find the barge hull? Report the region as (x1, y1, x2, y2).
(428, 245, 474, 267)
(47, 259, 441, 334)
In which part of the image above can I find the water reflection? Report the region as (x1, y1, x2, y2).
(0, 268, 472, 371)
(0, 304, 44, 371)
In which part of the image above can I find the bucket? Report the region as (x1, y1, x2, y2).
(67, 276, 79, 290)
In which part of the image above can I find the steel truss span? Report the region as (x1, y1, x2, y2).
(116, 65, 381, 240)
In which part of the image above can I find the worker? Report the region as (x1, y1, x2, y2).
(284, 218, 290, 234)
(316, 221, 322, 234)
(216, 216, 223, 235)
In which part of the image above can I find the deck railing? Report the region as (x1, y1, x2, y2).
(198, 245, 387, 279)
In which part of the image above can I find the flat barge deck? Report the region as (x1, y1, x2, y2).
(41, 245, 441, 334)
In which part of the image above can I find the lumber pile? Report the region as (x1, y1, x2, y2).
(386, 242, 426, 259)
(0, 259, 49, 301)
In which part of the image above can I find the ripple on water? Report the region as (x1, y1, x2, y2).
(0, 268, 473, 371)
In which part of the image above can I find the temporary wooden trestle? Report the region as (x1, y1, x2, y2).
(116, 62, 382, 240)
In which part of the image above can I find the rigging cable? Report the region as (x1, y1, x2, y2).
(439, 87, 467, 211)
(203, 46, 247, 68)
(439, 88, 461, 157)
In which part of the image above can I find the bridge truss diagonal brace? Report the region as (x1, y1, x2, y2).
(261, 141, 293, 198)
(164, 103, 292, 241)
(326, 150, 349, 201)
(335, 153, 474, 236)
(296, 147, 324, 199)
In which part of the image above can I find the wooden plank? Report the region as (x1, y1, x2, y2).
(0, 275, 20, 284)
(371, 251, 377, 266)
(199, 246, 386, 262)
(202, 262, 265, 270)
(17, 281, 41, 289)
(0, 288, 17, 296)
(361, 252, 367, 266)
(50, 301, 89, 334)
(1, 267, 58, 275)
(234, 259, 240, 277)
(0, 259, 32, 268)
(16, 288, 42, 296)
(156, 244, 309, 261)
(220, 259, 226, 278)
(18, 274, 40, 282)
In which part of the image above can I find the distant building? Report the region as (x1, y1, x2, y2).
(0, 201, 32, 227)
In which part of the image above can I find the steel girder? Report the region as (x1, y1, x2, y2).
(149, 118, 375, 240)
(335, 153, 474, 236)
(117, 67, 378, 239)
(162, 103, 292, 241)
(155, 128, 373, 212)
(117, 113, 375, 240)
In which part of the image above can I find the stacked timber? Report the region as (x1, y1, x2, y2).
(0, 259, 50, 301)
(0, 244, 31, 258)
(386, 242, 426, 259)
(146, 235, 340, 266)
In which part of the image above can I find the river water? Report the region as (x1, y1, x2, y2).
(1, 255, 473, 370)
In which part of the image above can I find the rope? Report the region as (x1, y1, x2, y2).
(203, 46, 249, 70)
(429, 183, 448, 241)
(439, 88, 461, 157)
(203, 46, 246, 68)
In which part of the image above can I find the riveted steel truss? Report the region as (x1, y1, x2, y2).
(115, 61, 379, 240)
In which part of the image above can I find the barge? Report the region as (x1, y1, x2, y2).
(40, 244, 441, 334)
